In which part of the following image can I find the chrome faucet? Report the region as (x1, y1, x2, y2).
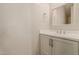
(57, 29, 65, 34)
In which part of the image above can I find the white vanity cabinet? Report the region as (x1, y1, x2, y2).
(40, 34, 79, 55)
(52, 38, 78, 55)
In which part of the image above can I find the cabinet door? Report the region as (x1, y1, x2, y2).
(40, 35, 51, 55)
(52, 38, 78, 55)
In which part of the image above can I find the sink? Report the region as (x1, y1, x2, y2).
(40, 29, 79, 41)
(65, 31, 79, 35)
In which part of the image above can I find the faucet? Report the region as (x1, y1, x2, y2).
(57, 29, 65, 34)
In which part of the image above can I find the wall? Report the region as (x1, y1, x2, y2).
(72, 3, 79, 24)
(0, 4, 5, 54)
(30, 3, 50, 54)
(35, 3, 50, 30)
(0, 3, 50, 55)
(0, 4, 34, 55)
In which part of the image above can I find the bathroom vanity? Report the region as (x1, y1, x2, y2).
(39, 30, 79, 55)
(39, 3, 79, 55)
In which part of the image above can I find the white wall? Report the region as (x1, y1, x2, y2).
(27, 3, 50, 54)
(0, 4, 34, 55)
(0, 4, 5, 54)
(0, 3, 50, 55)
(35, 3, 50, 30)
(28, 4, 50, 54)
(71, 3, 79, 24)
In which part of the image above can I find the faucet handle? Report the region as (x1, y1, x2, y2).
(60, 29, 62, 34)
(56, 29, 66, 34)
(63, 30, 66, 34)
(56, 29, 61, 34)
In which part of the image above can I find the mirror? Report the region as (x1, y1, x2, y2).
(50, 3, 73, 25)
(65, 3, 73, 24)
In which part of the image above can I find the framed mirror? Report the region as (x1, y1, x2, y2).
(49, 3, 73, 26)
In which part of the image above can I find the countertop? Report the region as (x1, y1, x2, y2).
(40, 29, 79, 42)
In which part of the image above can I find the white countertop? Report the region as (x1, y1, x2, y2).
(40, 29, 79, 42)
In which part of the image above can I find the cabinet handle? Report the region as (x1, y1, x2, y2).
(49, 39, 51, 47)
(49, 39, 53, 48)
